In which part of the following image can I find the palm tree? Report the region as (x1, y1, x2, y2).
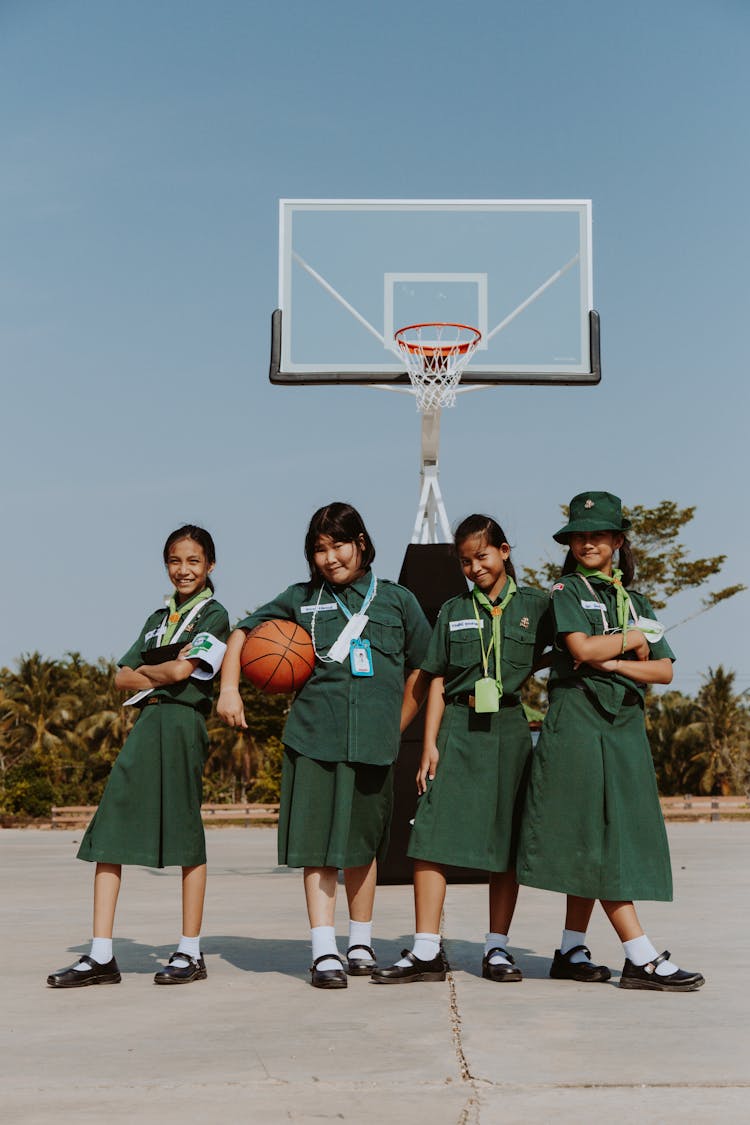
(681, 666, 750, 796)
(646, 689, 702, 795)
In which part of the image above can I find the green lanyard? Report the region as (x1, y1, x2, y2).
(575, 564, 633, 650)
(472, 577, 517, 696)
(162, 586, 213, 646)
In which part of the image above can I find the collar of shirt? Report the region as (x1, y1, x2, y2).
(326, 568, 374, 606)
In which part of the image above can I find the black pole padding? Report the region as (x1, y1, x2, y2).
(379, 543, 486, 884)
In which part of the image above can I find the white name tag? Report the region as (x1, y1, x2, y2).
(580, 600, 604, 610)
(449, 619, 483, 632)
(301, 602, 338, 614)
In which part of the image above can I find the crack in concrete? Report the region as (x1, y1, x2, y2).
(446, 948, 481, 1125)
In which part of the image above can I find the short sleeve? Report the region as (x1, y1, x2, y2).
(420, 607, 450, 675)
(185, 602, 231, 680)
(236, 585, 303, 632)
(550, 578, 594, 640)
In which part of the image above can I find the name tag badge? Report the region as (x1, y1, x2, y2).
(449, 619, 482, 632)
(350, 638, 374, 676)
(301, 602, 338, 614)
(580, 600, 604, 610)
(474, 677, 500, 713)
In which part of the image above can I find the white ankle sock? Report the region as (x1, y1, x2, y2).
(560, 928, 592, 965)
(75, 937, 113, 969)
(396, 932, 441, 967)
(484, 932, 511, 965)
(311, 925, 341, 971)
(171, 934, 201, 968)
(348, 919, 373, 959)
(623, 934, 678, 975)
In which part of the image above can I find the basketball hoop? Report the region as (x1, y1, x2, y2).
(394, 323, 482, 411)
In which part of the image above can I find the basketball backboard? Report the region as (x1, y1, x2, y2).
(270, 199, 599, 387)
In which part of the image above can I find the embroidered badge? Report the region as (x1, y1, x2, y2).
(551, 582, 565, 592)
(584, 499, 594, 508)
(520, 616, 529, 628)
(168, 613, 180, 623)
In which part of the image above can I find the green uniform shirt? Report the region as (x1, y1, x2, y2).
(548, 573, 675, 715)
(119, 599, 230, 715)
(237, 569, 431, 766)
(422, 583, 552, 696)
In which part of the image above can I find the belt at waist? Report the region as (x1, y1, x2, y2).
(565, 680, 641, 708)
(449, 692, 521, 710)
(139, 694, 198, 711)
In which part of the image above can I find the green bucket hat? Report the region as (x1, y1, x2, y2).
(553, 491, 632, 544)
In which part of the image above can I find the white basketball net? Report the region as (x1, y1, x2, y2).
(395, 323, 482, 411)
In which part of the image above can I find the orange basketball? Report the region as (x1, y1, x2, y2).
(240, 619, 315, 694)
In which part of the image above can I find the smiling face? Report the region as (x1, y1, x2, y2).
(165, 536, 214, 603)
(312, 534, 366, 587)
(458, 532, 510, 601)
(568, 529, 624, 575)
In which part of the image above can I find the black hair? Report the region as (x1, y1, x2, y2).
(163, 525, 216, 592)
(561, 535, 635, 586)
(304, 502, 376, 581)
(453, 514, 517, 582)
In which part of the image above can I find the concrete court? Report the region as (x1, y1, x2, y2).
(2, 823, 748, 1125)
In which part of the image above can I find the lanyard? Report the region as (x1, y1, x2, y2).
(576, 566, 636, 650)
(310, 573, 377, 662)
(161, 588, 213, 646)
(328, 572, 377, 621)
(471, 577, 517, 694)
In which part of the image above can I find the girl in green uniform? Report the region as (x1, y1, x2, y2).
(517, 491, 704, 991)
(47, 526, 230, 989)
(374, 514, 551, 984)
(219, 502, 431, 989)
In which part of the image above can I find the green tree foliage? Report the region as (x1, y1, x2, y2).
(0, 654, 288, 818)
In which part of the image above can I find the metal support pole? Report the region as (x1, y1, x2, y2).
(411, 408, 452, 544)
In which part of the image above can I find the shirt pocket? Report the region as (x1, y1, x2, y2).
(367, 611, 405, 656)
(502, 622, 537, 671)
(447, 629, 481, 669)
(309, 610, 343, 651)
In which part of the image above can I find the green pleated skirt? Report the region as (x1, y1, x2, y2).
(516, 687, 673, 900)
(408, 702, 532, 872)
(278, 747, 394, 869)
(77, 702, 209, 869)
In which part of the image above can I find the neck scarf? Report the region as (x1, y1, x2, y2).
(162, 586, 213, 646)
(472, 577, 517, 695)
(576, 564, 633, 650)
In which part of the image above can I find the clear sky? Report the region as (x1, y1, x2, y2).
(1, 0, 747, 694)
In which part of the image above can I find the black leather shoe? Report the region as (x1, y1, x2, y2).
(47, 955, 121, 988)
(154, 953, 207, 985)
(619, 950, 705, 991)
(481, 947, 523, 982)
(550, 945, 611, 982)
(346, 944, 377, 976)
(310, 954, 348, 989)
(371, 949, 447, 984)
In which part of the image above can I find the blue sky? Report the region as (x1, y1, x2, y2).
(1, 0, 747, 694)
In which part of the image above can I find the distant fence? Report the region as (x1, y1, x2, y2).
(659, 796, 748, 822)
(48, 796, 747, 830)
(50, 803, 280, 829)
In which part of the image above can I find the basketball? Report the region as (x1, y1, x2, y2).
(240, 619, 315, 694)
